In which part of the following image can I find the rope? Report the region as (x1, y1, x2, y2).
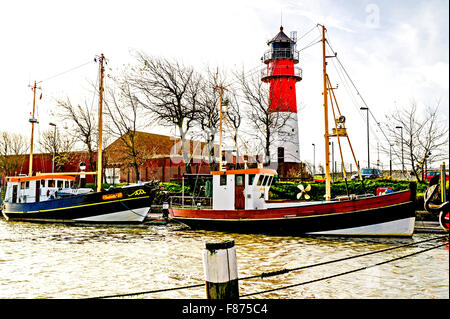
(37, 60, 94, 84)
(87, 235, 447, 299)
(240, 241, 448, 297)
(91, 282, 205, 299)
(238, 234, 448, 281)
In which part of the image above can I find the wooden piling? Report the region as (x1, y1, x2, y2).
(203, 239, 239, 299)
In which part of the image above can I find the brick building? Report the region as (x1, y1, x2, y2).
(1, 131, 308, 186)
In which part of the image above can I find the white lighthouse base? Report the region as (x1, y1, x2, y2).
(269, 112, 300, 165)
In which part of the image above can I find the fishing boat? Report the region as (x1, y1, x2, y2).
(168, 25, 417, 236)
(1, 54, 158, 223)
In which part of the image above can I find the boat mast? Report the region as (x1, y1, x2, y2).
(97, 54, 105, 192)
(321, 25, 332, 200)
(28, 81, 39, 176)
(215, 84, 226, 171)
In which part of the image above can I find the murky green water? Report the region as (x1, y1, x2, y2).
(0, 220, 448, 299)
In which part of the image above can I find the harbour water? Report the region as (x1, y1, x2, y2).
(0, 220, 448, 299)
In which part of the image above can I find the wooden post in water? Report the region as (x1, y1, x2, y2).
(203, 239, 239, 299)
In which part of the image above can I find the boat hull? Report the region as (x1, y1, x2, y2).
(169, 189, 416, 236)
(2, 184, 156, 224)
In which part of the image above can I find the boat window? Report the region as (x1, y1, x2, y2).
(256, 175, 264, 186)
(48, 180, 55, 187)
(25, 181, 30, 189)
(248, 174, 255, 185)
(64, 181, 69, 188)
(236, 175, 244, 186)
(70, 181, 74, 188)
(20, 182, 25, 189)
(57, 180, 63, 188)
(262, 175, 269, 186)
(267, 176, 273, 186)
(41, 180, 46, 187)
(220, 175, 227, 186)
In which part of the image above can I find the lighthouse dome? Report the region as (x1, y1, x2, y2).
(268, 26, 293, 45)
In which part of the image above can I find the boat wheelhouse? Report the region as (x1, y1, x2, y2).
(3, 175, 90, 204)
(211, 168, 277, 211)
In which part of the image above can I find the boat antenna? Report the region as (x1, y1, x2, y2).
(96, 54, 105, 192)
(214, 80, 227, 171)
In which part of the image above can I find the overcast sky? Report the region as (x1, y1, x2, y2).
(0, 0, 448, 169)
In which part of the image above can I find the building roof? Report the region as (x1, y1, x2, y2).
(268, 26, 292, 44)
(105, 131, 217, 165)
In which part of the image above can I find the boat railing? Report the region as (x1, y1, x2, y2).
(334, 193, 376, 201)
(169, 196, 212, 209)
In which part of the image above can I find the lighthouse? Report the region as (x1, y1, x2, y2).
(261, 26, 302, 170)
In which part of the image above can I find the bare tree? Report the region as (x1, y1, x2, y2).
(383, 99, 448, 182)
(224, 86, 245, 168)
(103, 73, 149, 181)
(234, 68, 292, 166)
(127, 52, 202, 174)
(38, 129, 76, 172)
(55, 98, 97, 173)
(194, 67, 225, 170)
(0, 131, 29, 178)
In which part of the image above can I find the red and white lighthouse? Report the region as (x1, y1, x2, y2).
(262, 26, 302, 165)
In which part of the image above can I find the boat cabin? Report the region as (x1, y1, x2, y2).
(211, 168, 277, 210)
(3, 175, 89, 204)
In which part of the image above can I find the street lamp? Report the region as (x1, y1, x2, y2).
(312, 143, 316, 177)
(395, 126, 404, 174)
(360, 107, 369, 168)
(389, 144, 393, 177)
(49, 122, 57, 173)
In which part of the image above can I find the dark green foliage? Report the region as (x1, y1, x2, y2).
(269, 180, 428, 201)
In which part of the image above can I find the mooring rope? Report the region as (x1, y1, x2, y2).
(240, 241, 448, 297)
(88, 234, 448, 299)
(240, 235, 449, 281)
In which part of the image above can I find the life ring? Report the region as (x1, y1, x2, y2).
(439, 211, 449, 232)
